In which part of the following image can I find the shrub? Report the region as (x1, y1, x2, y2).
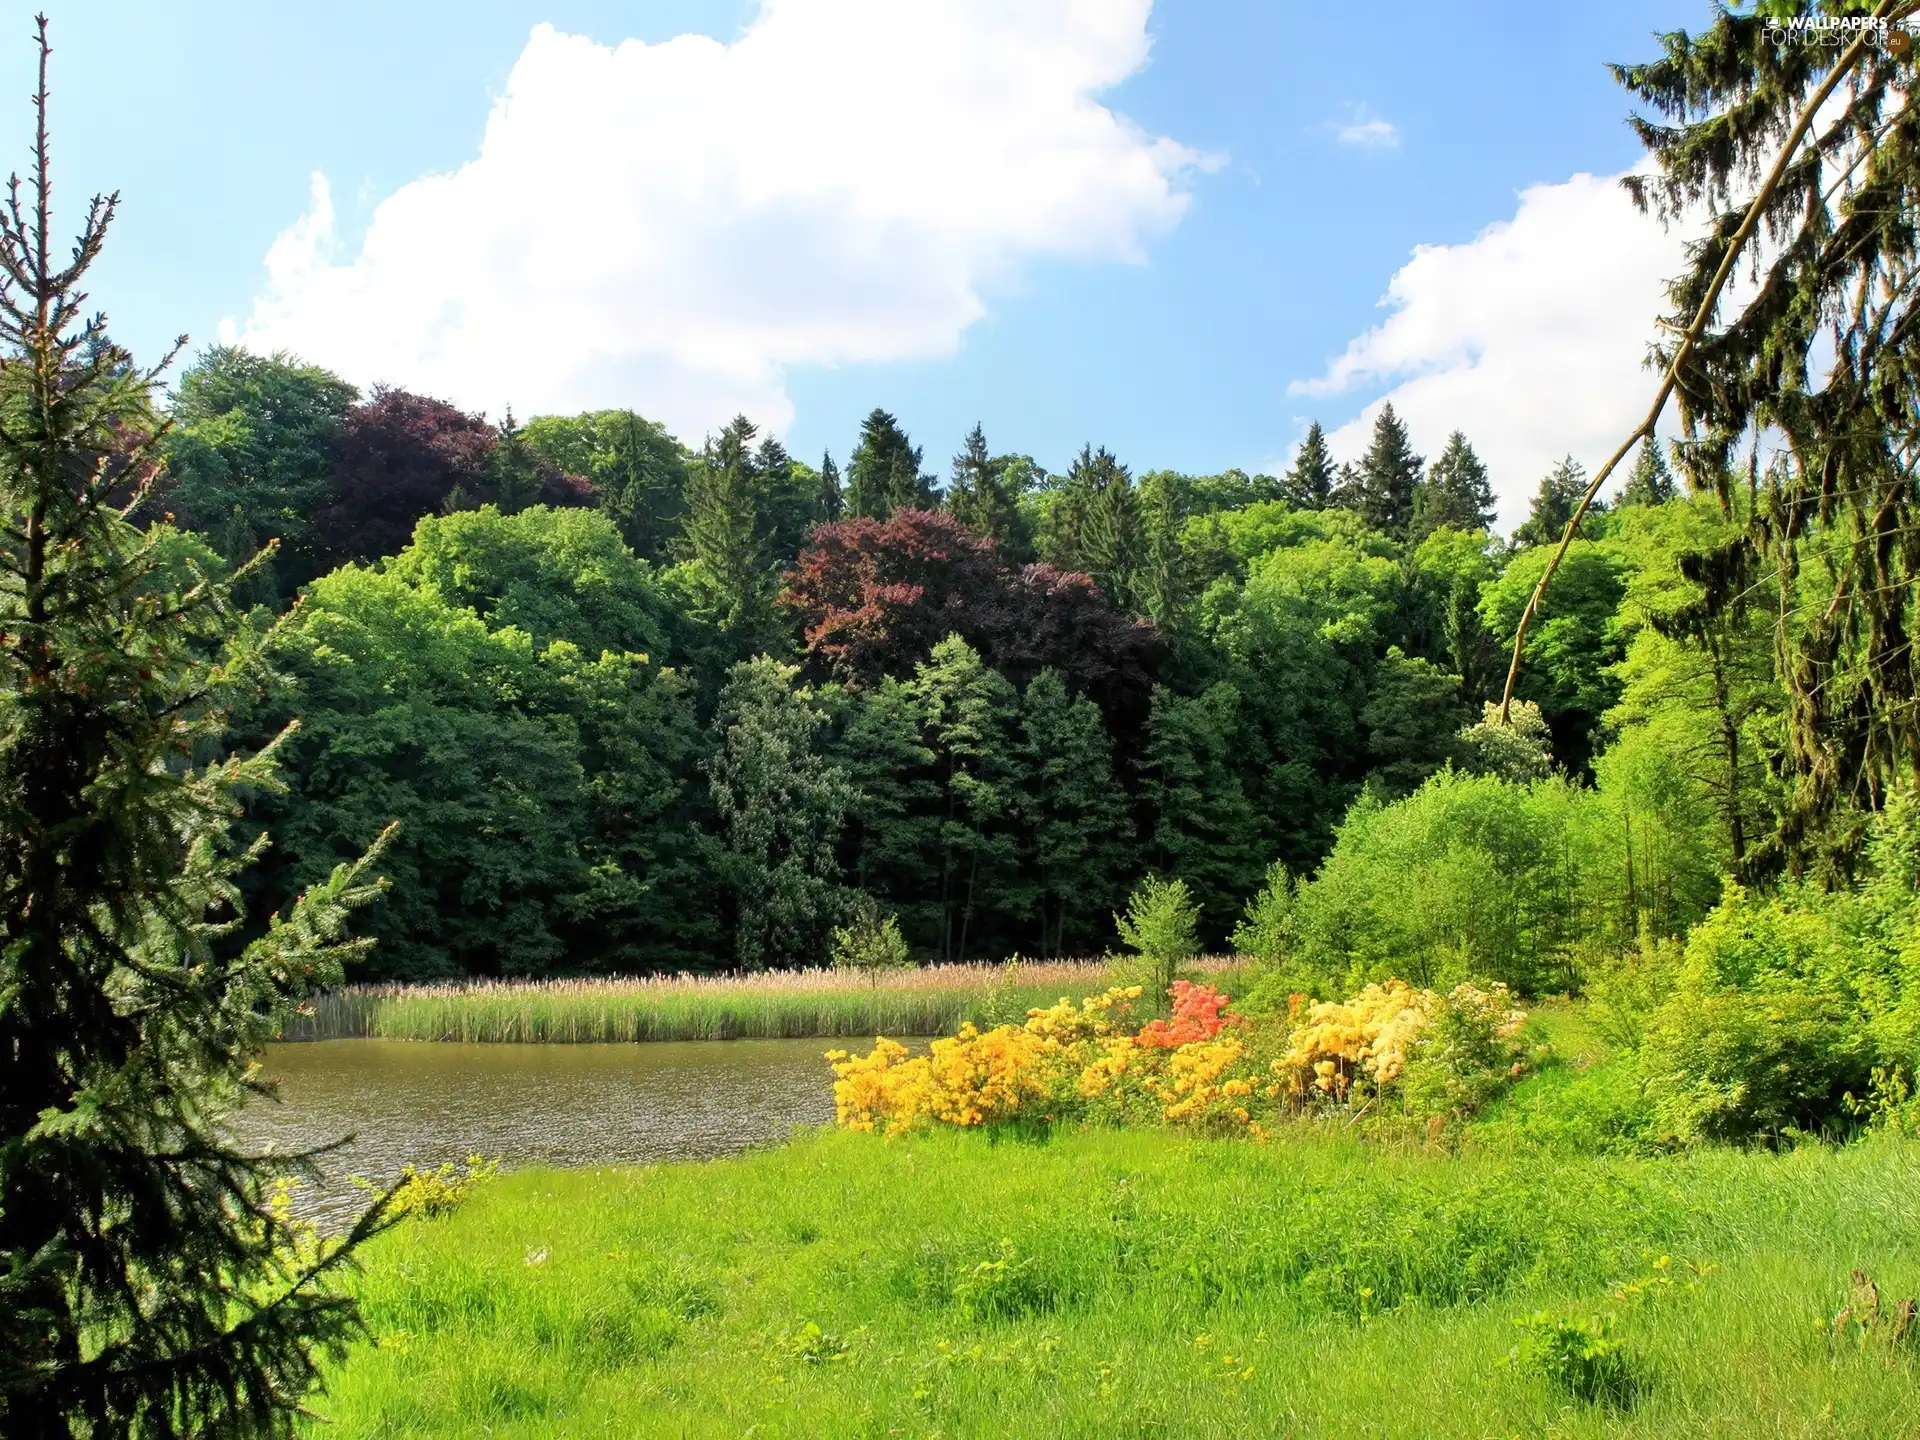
(1401, 983, 1530, 1118)
(831, 899, 914, 986)
(1505, 1311, 1640, 1407)
(1639, 985, 1873, 1144)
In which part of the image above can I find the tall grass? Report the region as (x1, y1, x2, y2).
(283, 958, 1250, 1044)
(310, 1127, 1920, 1437)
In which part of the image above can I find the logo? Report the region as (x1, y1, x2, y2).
(1761, 14, 1911, 54)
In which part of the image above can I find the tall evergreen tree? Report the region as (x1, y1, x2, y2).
(818, 449, 844, 522)
(946, 422, 1024, 553)
(1018, 670, 1133, 956)
(1137, 682, 1266, 939)
(909, 635, 1019, 964)
(1414, 430, 1496, 537)
(1278, 421, 1336, 510)
(1355, 403, 1423, 538)
(708, 658, 852, 968)
(1329, 460, 1365, 513)
(830, 678, 940, 947)
(1512, 456, 1595, 549)
(679, 415, 775, 646)
(1134, 468, 1194, 627)
(845, 408, 928, 519)
(0, 34, 396, 1430)
(1616, 438, 1676, 508)
(753, 431, 822, 565)
(1049, 445, 1139, 609)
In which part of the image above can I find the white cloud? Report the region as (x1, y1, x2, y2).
(1288, 170, 1687, 530)
(228, 1, 1209, 440)
(1331, 104, 1399, 150)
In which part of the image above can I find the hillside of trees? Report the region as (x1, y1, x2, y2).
(147, 346, 1780, 984)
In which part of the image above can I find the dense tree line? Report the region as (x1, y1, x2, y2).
(143, 344, 1808, 981)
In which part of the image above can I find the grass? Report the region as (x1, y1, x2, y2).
(282, 958, 1247, 1043)
(309, 1125, 1920, 1437)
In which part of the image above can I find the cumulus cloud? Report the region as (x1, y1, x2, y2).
(1289, 170, 1688, 530)
(226, 0, 1209, 439)
(1331, 104, 1399, 150)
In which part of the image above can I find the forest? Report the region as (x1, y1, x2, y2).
(154, 348, 1742, 989)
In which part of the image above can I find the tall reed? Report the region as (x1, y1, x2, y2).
(283, 959, 1250, 1044)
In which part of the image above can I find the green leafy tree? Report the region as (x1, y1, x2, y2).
(1361, 647, 1467, 797)
(709, 658, 853, 968)
(845, 408, 929, 518)
(1230, 861, 1296, 965)
(161, 345, 357, 600)
(0, 41, 395, 1430)
(1017, 669, 1133, 957)
(1414, 430, 1495, 538)
(519, 408, 689, 563)
(1479, 541, 1627, 775)
(830, 895, 913, 984)
(1279, 421, 1336, 510)
(1355, 404, 1423, 538)
(1115, 875, 1202, 999)
(910, 635, 1020, 964)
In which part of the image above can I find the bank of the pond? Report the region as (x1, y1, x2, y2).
(283, 958, 1248, 1043)
(312, 1127, 1920, 1438)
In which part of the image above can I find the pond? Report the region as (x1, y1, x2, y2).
(232, 1038, 839, 1226)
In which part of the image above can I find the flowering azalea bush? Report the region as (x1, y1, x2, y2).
(828, 976, 1528, 1139)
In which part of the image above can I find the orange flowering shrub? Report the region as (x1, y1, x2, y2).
(1136, 981, 1235, 1049)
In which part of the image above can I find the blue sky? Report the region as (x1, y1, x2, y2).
(10, 1, 1690, 523)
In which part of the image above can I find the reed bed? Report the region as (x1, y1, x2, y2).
(282, 958, 1250, 1043)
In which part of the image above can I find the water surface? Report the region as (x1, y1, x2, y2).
(233, 1038, 838, 1225)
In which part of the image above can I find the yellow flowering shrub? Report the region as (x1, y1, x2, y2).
(829, 988, 1144, 1135)
(830, 977, 1523, 1138)
(1274, 980, 1434, 1103)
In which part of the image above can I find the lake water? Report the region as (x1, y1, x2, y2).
(232, 1038, 839, 1225)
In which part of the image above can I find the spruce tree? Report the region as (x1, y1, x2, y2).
(1616, 438, 1676, 508)
(845, 408, 928, 519)
(1017, 669, 1131, 956)
(818, 449, 844, 522)
(1512, 455, 1594, 549)
(678, 415, 773, 646)
(0, 28, 395, 1432)
(1134, 468, 1193, 627)
(1414, 430, 1495, 537)
(708, 658, 852, 968)
(909, 636, 1018, 964)
(946, 422, 1021, 552)
(1355, 403, 1422, 538)
(1051, 445, 1138, 609)
(1329, 460, 1365, 513)
(1278, 421, 1335, 510)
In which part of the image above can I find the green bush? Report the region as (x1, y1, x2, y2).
(1640, 985, 1873, 1145)
(1115, 876, 1201, 1002)
(1505, 1311, 1640, 1407)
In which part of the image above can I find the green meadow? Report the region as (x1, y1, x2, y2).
(308, 1124, 1920, 1439)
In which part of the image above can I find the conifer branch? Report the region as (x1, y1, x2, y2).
(1497, 0, 1906, 722)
